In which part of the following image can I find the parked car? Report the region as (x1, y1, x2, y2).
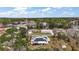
(31, 36, 50, 44)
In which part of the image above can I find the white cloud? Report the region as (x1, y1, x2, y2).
(0, 12, 11, 17)
(29, 11, 37, 14)
(0, 7, 38, 18)
(13, 7, 27, 11)
(0, 7, 77, 18)
(52, 7, 63, 9)
(61, 11, 75, 17)
(68, 8, 73, 10)
(42, 8, 51, 12)
(13, 7, 28, 14)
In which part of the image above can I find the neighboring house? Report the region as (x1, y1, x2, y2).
(30, 21, 37, 28)
(29, 29, 40, 33)
(13, 22, 20, 25)
(0, 23, 4, 28)
(53, 29, 61, 36)
(42, 22, 49, 29)
(6, 20, 37, 29)
(39, 22, 49, 29)
(12, 22, 20, 27)
(17, 24, 28, 29)
(31, 35, 50, 44)
(28, 29, 39, 35)
(41, 29, 54, 36)
(6, 24, 14, 27)
(27, 21, 37, 28)
(66, 29, 79, 38)
(53, 29, 67, 36)
(8, 22, 20, 27)
(20, 21, 26, 25)
(70, 20, 79, 29)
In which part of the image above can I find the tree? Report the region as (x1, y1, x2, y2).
(13, 32, 28, 51)
(19, 27, 28, 38)
(6, 27, 17, 34)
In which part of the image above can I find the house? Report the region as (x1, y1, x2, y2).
(20, 21, 26, 25)
(53, 29, 67, 37)
(29, 29, 40, 33)
(70, 20, 79, 29)
(39, 22, 49, 29)
(31, 35, 50, 44)
(6, 24, 14, 27)
(28, 21, 37, 28)
(41, 29, 54, 36)
(66, 29, 79, 38)
(13, 22, 20, 25)
(0, 23, 4, 28)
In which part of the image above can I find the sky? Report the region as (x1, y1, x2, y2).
(0, 7, 79, 18)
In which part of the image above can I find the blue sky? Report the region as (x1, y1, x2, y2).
(0, 7, 79, 18)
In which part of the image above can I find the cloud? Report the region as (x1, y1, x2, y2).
(0, 7, 38, 18)
(13, 7, 27, 11)
(13, 7, 28, 14)
(68, 8, 73, 10)
(41, 7, 51, 12)
(0, 7, 77, 18)
(61, 11, 75, 17)
(52, 7, 63, 9)
(0, 8, 27, 17)
(29, 10, 37, 14)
